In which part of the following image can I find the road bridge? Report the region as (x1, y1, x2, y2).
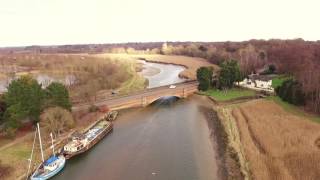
(72, 81, 198, 112)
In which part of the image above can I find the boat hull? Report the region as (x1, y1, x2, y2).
(63, 123, 113, 159)
(30, 156, 66, 180)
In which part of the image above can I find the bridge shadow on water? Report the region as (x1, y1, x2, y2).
(149, 96, 181, 107)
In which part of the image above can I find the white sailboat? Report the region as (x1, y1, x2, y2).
(29, 123, 66, 180)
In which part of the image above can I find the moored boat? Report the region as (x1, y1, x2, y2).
(62, 117, 113, 159)
(30, 155, 66, 180)
(106, 111, 118, 121)
(28, 123, 66, 180)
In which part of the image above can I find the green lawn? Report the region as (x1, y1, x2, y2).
(272, 75, 291, 88)
(201, 88, 256, 101)
(267, 96, 320, 123)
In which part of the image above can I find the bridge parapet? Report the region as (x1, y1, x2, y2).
(72, 81, 199, 112)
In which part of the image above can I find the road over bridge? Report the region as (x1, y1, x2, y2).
(72, 81, 198, 112)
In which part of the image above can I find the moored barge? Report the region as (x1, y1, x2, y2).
(62, 117, 113, 159)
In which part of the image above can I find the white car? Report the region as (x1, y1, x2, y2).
(169, 85, 176, 89)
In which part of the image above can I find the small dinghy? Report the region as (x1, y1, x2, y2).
(106, 111, 118, 121)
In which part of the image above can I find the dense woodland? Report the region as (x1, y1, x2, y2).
(1, 39, 320, 113)
(161, 40, 320, 114)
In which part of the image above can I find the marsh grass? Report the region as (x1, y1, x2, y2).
(267, 96, 320, 123)
(232, 100, 320, 180)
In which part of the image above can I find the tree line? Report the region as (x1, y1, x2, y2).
(0, 75, 73, 137)
(166, 40, 320, 114)
(196, 59, 241, 91)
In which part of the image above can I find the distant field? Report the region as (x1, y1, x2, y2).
(201, 88, 256, 101)
(96, 53, 219, 80)
(232, 100, 320, 180)
(0, 53, 146, 102)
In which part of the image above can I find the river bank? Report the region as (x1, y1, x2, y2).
(200, 101, 246, 180)
(95, 54, 219, 80)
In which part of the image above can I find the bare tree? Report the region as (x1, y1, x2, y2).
(40, 107, 75, 138)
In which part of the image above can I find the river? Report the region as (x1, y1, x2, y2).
(52, 61, 221, 180)
(0, 74, 76, 93)
(138, 60, 186, 88)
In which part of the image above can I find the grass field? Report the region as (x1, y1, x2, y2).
(272, 75, 291, 88)
(201, 88, 256, 101)
(232, 100, 320, 180)
(0, 134, 36, 180)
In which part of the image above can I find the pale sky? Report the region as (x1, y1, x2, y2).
(0, 0, 319, 47)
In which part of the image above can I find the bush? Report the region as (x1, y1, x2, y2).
(196, 67, 213, 91)
(40, 107, 75, 137)
(276, 79, 305, 106)
(198, 80, 210, 91)
(4, 127, 17, 139)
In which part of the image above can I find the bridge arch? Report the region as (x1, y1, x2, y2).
(148, 95, 182, 106)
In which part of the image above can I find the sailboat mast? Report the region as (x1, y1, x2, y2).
(37, 123, 45, 162)
(26, 128, 37, 180)
(50, 133, 55, 156)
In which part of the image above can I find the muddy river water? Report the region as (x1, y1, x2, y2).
(52, 62, 221, 180)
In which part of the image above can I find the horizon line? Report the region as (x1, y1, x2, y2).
(0, 38, 319, 49)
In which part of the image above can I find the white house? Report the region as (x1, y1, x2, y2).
(239, 74, 274, 92)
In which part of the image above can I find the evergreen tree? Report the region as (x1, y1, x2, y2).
(4, 75, 44, 124)
(196, 67, 213, 91)
(45, 82, 72, 111)
(219, 60, 241, 89)
(0, 96, 6, 124)
(276, 79, 305, 106)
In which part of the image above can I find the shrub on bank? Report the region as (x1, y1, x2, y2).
(275, 79, 305, 106)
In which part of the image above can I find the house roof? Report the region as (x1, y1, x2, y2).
(248, 74, 273, 81)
